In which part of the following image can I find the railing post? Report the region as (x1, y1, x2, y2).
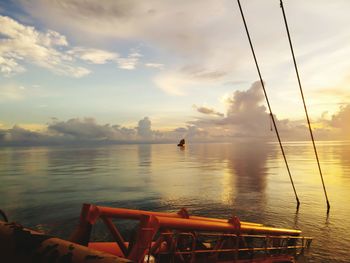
(101, 216, 128, 257)
(69, 203, 93, 246)
(234, 234, 238, 262)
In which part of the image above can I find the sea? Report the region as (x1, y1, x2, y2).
(1, 141, 350, 262)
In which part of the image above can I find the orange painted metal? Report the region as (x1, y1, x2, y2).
(67, 204, 310, 263)
(86, 204, 300, 236)
(0, 204, 309, 263)
(155, 216, 301, 236)
(101, 216, 128, 257)
(88, 205, 262, 226)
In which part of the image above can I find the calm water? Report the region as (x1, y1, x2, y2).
(1, 141, 350, 262)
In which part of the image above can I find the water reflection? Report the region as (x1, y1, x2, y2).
(228, 141, 270, 219)
(0, 142, 350, 262)
(137, 144, 152, 179)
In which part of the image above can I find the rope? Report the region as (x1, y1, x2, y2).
(236, 0, 300, 208)
(280, 0, 330, 213)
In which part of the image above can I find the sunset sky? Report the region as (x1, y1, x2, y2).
(1, 0, 350, 144)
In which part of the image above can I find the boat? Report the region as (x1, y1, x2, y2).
(0, 204, 312, 263)
(177, 139, 185, 147)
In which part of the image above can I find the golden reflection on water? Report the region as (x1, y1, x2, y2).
(220, 167, 236, 205)
(1, 141, 350, 262)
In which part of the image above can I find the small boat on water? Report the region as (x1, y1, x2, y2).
(177, 139, 185, 147)
(0, 204, 312, 263)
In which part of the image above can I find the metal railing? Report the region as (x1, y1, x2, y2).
(153, 232, 312, 262)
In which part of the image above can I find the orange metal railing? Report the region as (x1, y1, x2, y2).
(70, 204, 312, 263)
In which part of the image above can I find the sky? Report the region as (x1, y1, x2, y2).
(1, 0, 350, 145)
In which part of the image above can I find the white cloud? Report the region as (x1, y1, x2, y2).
(188, 81, 273, 138)
(145, 63, 164, 69)
(69, 47, 143, 70)
(153, 72, 192, 96)
(154, 66, 229, 95)
(116, 51, 142, 70)
(18, 0, 350, 105)
(70, 47, 119, 64)
(0, 15, 145, 77)
(18, 0, 239, 91)
(0, 15, 90, 77)
(0, 55, 26, 76)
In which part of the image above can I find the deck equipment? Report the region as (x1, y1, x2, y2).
(68, 204, 312, 263)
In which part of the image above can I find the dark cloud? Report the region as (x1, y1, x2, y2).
(0, 125, 52, 145)
(48, 118, 137, 141)
(0, 118, 139, 145)
(6, 125, 46, 141)
(193, 105, 224, 117)
(49, 118, 115, 139)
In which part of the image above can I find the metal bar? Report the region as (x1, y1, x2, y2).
(88, 206, 301, 236)
(127, 215, 159, 262)
(158, 245, 308, 255)
(69, 203, 93, 246)
(155, 216, 301, 236)
(101, 216, 128, 257)
(92, 205, 262, 226)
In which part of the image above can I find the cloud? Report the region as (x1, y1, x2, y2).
(329, 104, 350, 138)
(0, 105, 348, 146)
(0, 15, 148, 77)
(225, 81, 267, 125)
(69, 47, 119, 64)
(1, 125, 50, 144)
(48, 118, 136, 140)
(0, 116, 210, 145)
(137, 117, 152, 139)
(187, 81, 348, 141)
(0, 15, 91, 77)
(188, 81, 308, 140)
(145, 63, 164, 69)
(193, 105, 224, 117)
(18, 0, 350, 106)
(180, 65, 227, 81)
(0, 56, 26, 75)
(18, 0, 243, 93)
(116, 51, 142, 70)
(19, 0, 229, 54)
(0, 81, 349, 146)
(69, 47, 143, 70)
(194, 81, 273, 138)
(153, 65, 231, 95)
(153, 72, 192, 95)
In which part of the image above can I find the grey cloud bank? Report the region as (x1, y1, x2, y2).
(1, 82, 348, 146)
